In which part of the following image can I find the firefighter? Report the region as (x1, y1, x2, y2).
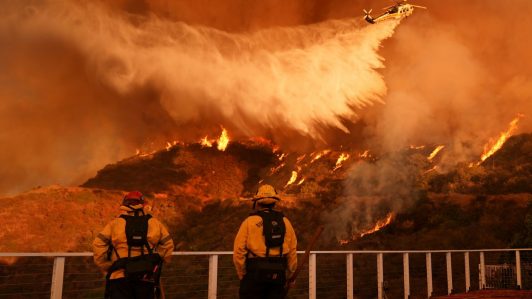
(233, 184, 298, 299)
(93, 191, 174, 299)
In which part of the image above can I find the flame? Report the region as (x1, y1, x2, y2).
(200, 136, 213, 148)
(480, 114, 523, 162)
(285, 171, 298, 187)
(166, 141, 178, 151)
(270, 162, 286, 174)
(217, 127, 230, 151)
(360, 213, 393, 238)
(410, 145, 426, 150)
(296, 154, 307, 164)
(311, 150, 331, 163)
(428, 145, 445, 161)
(424, 165, 438, 174)
(135, 149, 141, 155)
(359, 150, 370, 158)
(333, 153, 350, 171)
(297, 178, 305, 185)
(278, 153, 287, 161)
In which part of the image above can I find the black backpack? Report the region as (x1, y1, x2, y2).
(245, 210, 287, 284)
(253, 210, 286, 257)
(105, 211, 163, 298)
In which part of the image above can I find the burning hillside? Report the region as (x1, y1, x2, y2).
(0, 0, 531, 255)
(79, 131, 532, 245)
(0, 131, 531, 253)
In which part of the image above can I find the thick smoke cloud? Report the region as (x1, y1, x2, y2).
(0, 0, 396, 195)
(323, 0, 532, 239)
(0, 0, 530, 202)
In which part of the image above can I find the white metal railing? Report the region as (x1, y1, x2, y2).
(0, 249, 531, 299)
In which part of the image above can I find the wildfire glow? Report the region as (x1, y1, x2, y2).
(200, 136, 213, 148)
(296, 154, 307, 164)
(166, 141, 178, 151)
(424, 166, 438, 174)
(428, 145, 445, 161)
(480, 114, 523, 162)
(360, 213, 394, 238)
(217, 128, 230, 151)
(270, 163, 286, 174)
(311, 150, 331, 163)
(410, 145, 425, 150)
(285, 171, 298, 187)
(278, 153, 287, 161)
(297, 178, 305, 185)
(333, 153, 350, 171)
(359, 150, 370, 158)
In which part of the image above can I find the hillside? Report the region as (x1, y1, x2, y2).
(0, 134, 531, 252)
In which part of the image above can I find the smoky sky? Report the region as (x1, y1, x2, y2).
(0, 0, 530, 196)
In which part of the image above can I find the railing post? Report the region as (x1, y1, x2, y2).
(426, 253, 432, 298)
(464, 252, 470, 292)
(479, 252, 486, 289)
(346, 253, 354, 299)
(403, 253, 410, 299)
(50, 257, 65, 299)
(516, 250, 522, 289)
(208, 254, 218, 299)
(309, 253, 317, 299)
(446, 252, 453, 295)
(377, 253, 384, 299)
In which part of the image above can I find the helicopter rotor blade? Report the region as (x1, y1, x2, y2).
(411, 5, 427, 9)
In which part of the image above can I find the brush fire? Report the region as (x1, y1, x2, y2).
(0, 0, 530, 277)
(480, 114, 524, 162)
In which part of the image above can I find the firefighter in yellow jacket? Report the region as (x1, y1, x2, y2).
(93, 191, 174, 299)
(234, 184, 297, 299)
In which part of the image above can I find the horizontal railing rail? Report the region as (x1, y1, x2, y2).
(1, 249, 531, 299)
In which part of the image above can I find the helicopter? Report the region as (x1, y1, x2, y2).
(363, 0, 426, 24)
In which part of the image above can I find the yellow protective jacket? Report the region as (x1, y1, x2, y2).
(92, 206, 174, 279)
(233, 210, 297, 280)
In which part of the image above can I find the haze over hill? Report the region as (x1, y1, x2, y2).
(0, 0, 531, 196)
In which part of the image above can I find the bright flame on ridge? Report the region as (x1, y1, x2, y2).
(428, 145, 445, 161)
(311, 150, 331, 163)
(285, 171, 298, 187)
(200, 136, 213, 148)
(333, 153, 350, 171)
(217, 127, 230, 151)
(480, 114, 523, 162)
(360, 213, 393, 238)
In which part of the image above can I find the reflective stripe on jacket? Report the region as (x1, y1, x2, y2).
(233, 211, 297, 280)
(92, 207, 174, 279)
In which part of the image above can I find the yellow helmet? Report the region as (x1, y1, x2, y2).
(253, 184, 280, 205)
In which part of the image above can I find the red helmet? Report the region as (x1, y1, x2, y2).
(122, 191, 144, 206)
